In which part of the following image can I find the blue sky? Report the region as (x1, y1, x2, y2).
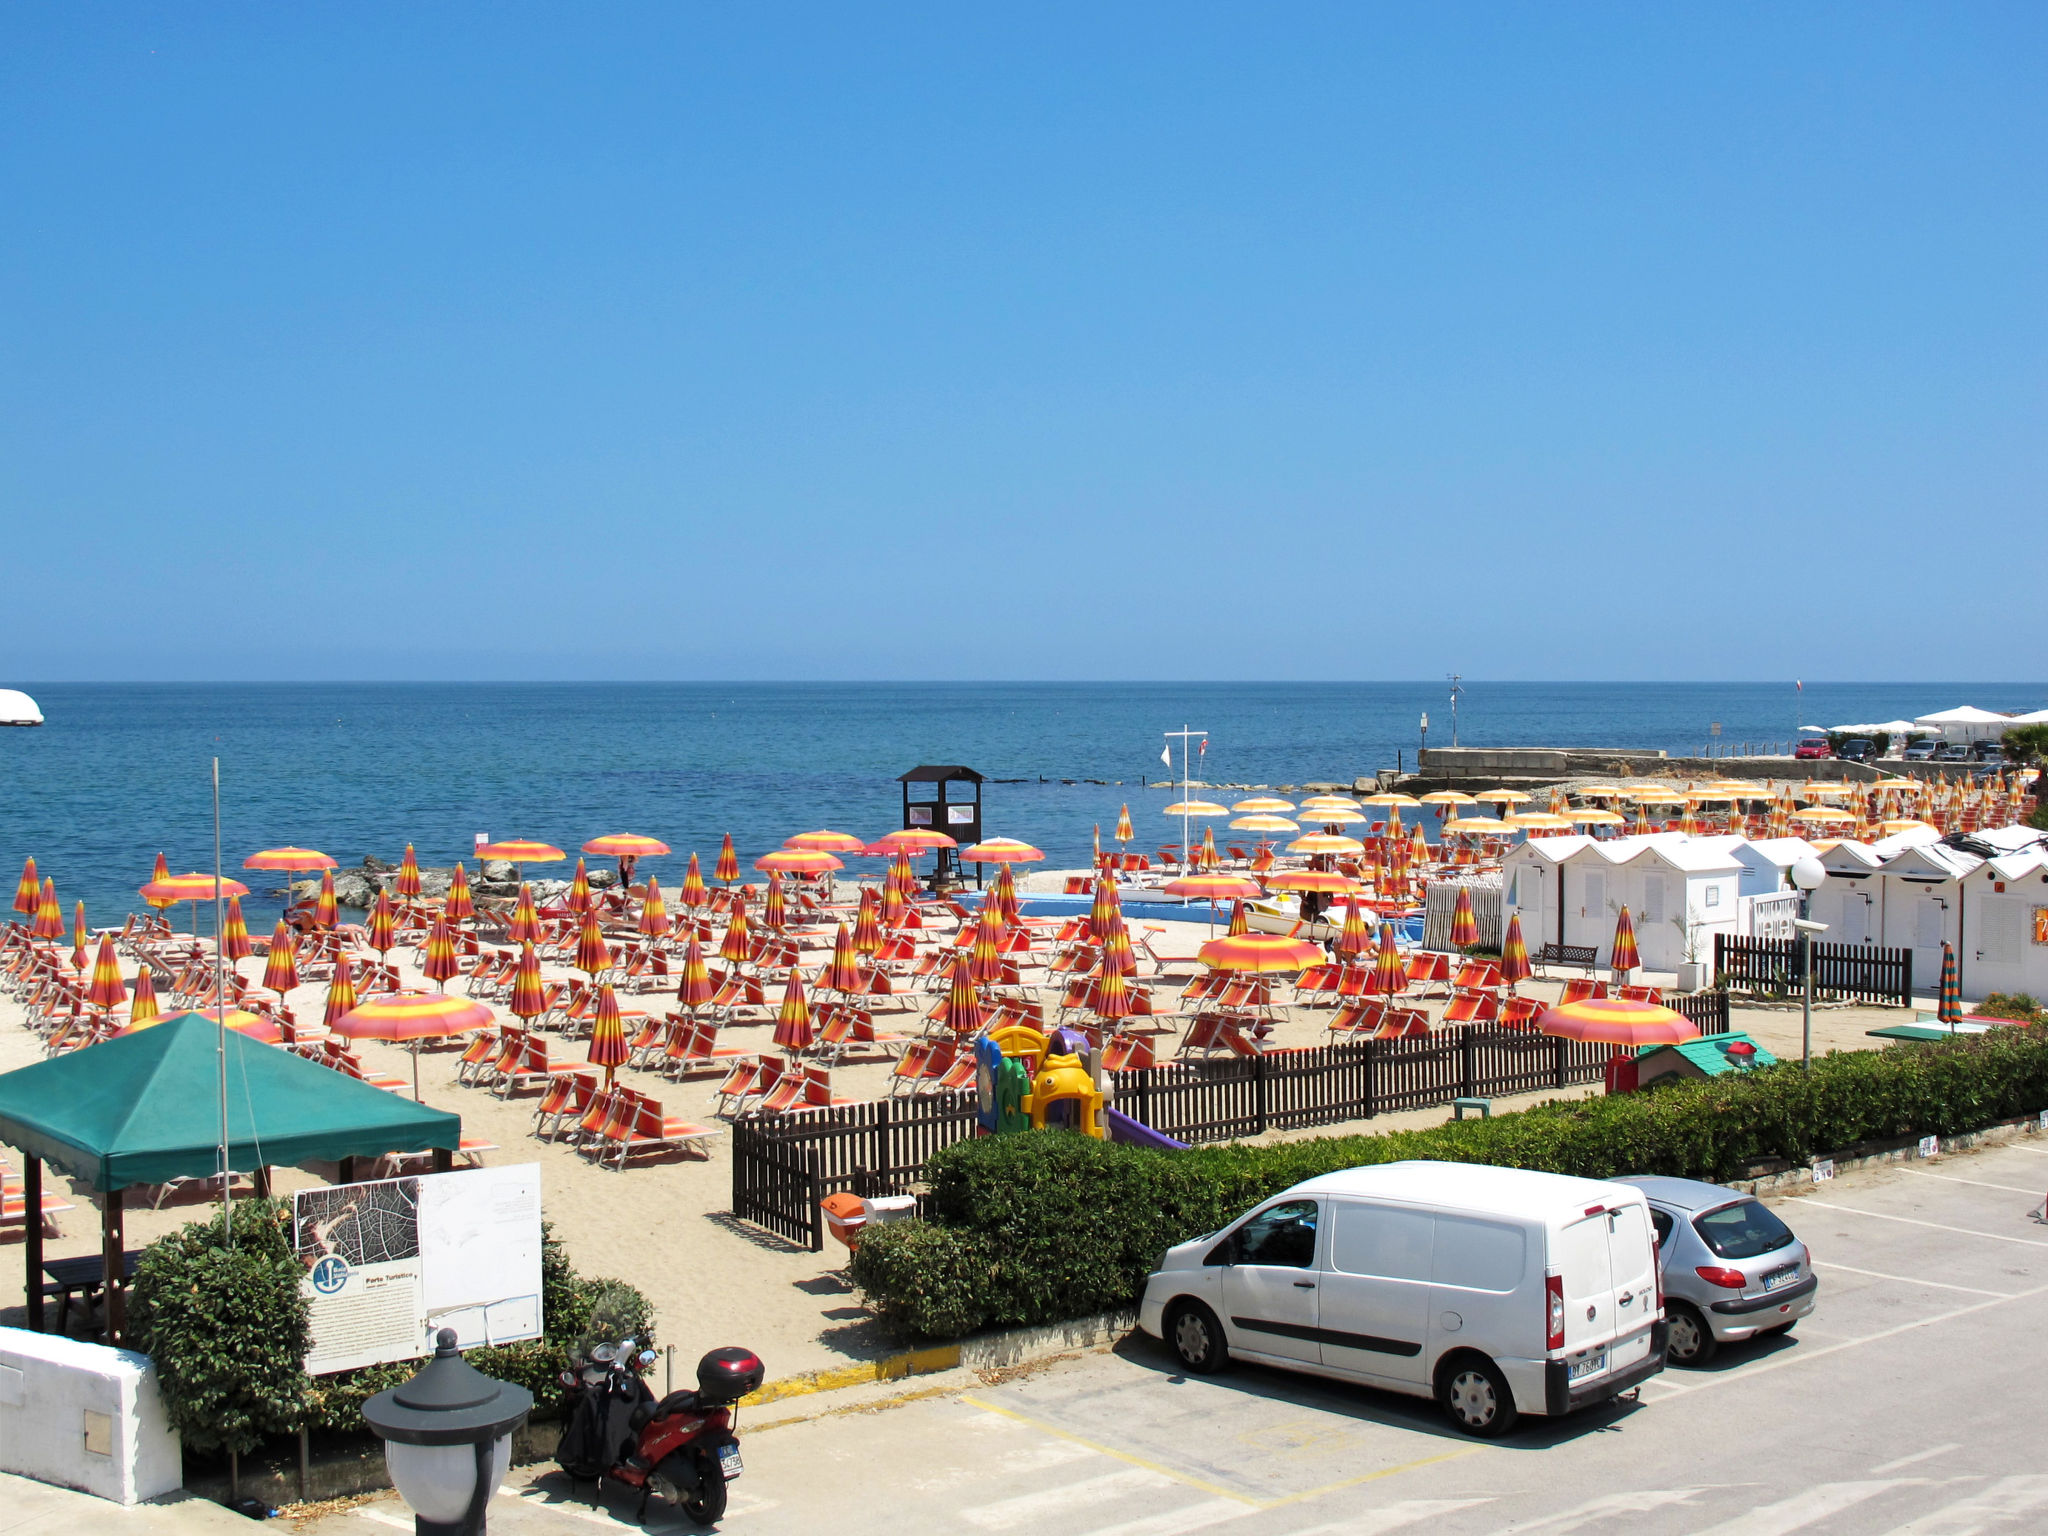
(3, 5, 2042, 681)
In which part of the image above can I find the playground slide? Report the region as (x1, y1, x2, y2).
(1104, 1107, 1188, 1152)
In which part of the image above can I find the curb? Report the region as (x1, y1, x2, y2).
(742, 1310, 1136, 1408)
(1730, 1112, 2048, 1197)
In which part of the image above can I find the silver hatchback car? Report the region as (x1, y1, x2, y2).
(1615, 1176, 1818, 1366)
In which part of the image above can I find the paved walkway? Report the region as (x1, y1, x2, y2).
(0, 1472, 250, 1534)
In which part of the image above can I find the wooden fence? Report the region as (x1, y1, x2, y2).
(1714, 934, 1912, 1006)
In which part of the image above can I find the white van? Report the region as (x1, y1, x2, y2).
(1136, 1161, 1667, 1436)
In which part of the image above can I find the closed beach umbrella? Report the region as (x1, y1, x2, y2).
(681, 852, 710, 909)
(989, 863, 1021, 924)
(1198, 932, 1322, 972)
(785, 829, 866, 854)
(220, 896, 253, 967)
(1101, 915, 1138, 977)
(32, 878, 63, 941)
(675, 937, 714, 1013)
(1370, 925, 1406, 995)
(128, 966, 161, 1028)
(323, 954, 359, 1030)
(851, 891, 882, 956)
(444, 861, 474, 923)
(263, 922, 300, 997)
(1094, 960, 1132, 1023)
(1938, 942, 1963, 1025)
(422, 914, 460, 988)
(587, 984, 630, 1084)
(395, 845, 422, 902)
(11, 855, 38, 916)
(716, 834, 740, 886)
(879, 880, 908, 930)
(960, 838, 1046, 864)
(573, 911, 611, 976)
(762, 873, 788, 932)
(969, 907, 1003, 985)
(1089, 876, 1121, 941)
(566, 858, 592, 916)
(1500, 915, 1533, 990)
(1227, 899, 1251, 936)
(823, 923, 863, 994)
(508, 883, 542, 945)
(72, 901, 89, 970)
(1333, 900, 1369, 960)
(944, 954, 983, 1036)
(1410, 825, 1430, 865)
(638, 876, 670, 940)
(719, 901, 752, 967)
(366, 890, 397, 957)
(510, 941, 548, 1020)
(1610, 907, 1640, 977)
(313, 869, 339, 929)
(86, 933, 127, 1013)
(773, 972, 814, 1057)
(1115, 805, 1134, 843)
(1450, 886, 1480, 949)
(143, 854, 176, 919)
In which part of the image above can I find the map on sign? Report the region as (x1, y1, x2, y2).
(294, 1164, 543, 1376)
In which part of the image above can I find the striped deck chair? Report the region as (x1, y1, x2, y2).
(1404, 952, 1454, 999)
(1614, 985, 1664, 1005)
(1442, 988, 1499, 1025)
(532, 1069, 601, 1142)
(1499, 996, 1544, 1031)
(1327, 1000, 1387, 1042)
(1373, 1007, 1432, 1039)
(1560, 977, 1609, 1006)
(710, 1055, 764, 1117)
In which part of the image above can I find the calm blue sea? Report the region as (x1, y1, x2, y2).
(4, 681, 2042, 931)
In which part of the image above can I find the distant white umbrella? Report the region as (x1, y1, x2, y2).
(0, 689, 42, 727)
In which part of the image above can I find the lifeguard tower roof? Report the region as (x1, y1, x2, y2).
(898, 765, 984, 784)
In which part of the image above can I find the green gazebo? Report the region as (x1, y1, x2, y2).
(0, 1012, 461, 1342)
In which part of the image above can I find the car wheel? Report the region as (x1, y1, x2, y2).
(1165, 1300, 1228, 1374)
(1438, 1355, 1519, 1438)
(1666, 1303, 1718, 1367)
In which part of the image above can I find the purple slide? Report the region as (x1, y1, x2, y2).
(1105, 1107, 1188, 1151)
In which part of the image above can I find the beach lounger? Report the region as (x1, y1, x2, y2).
(1404, 952, 1454, 998)
(1499, 996, 1544, 1031)
(1101, 1035, 1156, 1072)
(1559, 977, 1608, 1006)
(586, 1090, 721, 1169)
(1442, 989, 1499, 1025)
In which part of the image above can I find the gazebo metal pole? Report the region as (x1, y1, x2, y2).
(24, 1158, 43, 1333)
(101, 1189, 124, 1344)
(214, 758, 230, 1244)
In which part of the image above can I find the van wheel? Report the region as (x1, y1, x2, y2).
(1165, 1300, 1227, 1374)
(1666, 1303, 1718, 1367)
(1438, 1355, 1518, 1438)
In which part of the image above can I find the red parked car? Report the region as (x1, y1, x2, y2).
(1793, 739, 1833, 760)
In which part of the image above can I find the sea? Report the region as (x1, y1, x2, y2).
(4, 681, 2042, 932)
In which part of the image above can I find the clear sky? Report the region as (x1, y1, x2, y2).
(4, 5, 2042, 682)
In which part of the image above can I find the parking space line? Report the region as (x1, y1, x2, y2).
(1285, 1496, 1494, 1535)
(962, 1468, 1178, 1530)
(1253, 1447, 1482, 1511)
(1876, 1473, 2048, 1533)
(1812, 1260, 2014, 1297)
(960, 1396, 1255, 1504)
(1897, 1168, 2045, 1197)
(1799, 1200, 2048, 1248)
(1687, 1479, 1919, 1535)
(1869, 1442, 1960, 1474)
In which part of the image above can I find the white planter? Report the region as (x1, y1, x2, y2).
(1676, 962, 1707, 993)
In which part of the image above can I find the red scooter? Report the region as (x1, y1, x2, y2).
(554, 1338, 765, 1526)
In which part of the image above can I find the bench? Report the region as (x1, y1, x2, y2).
(1534, 942, 1597, 976)
(1452, 1097, 1492, 1121)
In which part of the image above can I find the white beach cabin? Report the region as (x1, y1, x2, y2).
(1958, 849, 2048, 1003)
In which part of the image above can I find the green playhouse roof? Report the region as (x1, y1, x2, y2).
(1636, 1031, 1777, 1075)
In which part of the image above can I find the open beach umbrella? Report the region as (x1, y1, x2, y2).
(219, 896, 253, 968)
(1369, 924, 1406, 995)
(1198, 932, 1321, 972)
(1450, 887, 1480, 950)
(1264, 869, 1361, 895)
(1540, 996, 1697, 1050)
(960, 838, 1046, 864)
(587, 984, 630, 1084)
(638, 876, 670, 940)
(823, 923, 863, 994)
(1442, 816, 1511, 837)
(852, 892, 883, 956)
(366, 890, 397, 958)
(263, 921, 300, 998)
(584, 833, 671, 891)
(86, 933, 127, 1014)
(943, 954, 984, 1036)
(140, 871, 251, 937)
(395, 845, 422, 903)
(874, 828, 958, 856)
(508, 883, 542, 945)
(1362, 793, 1422, 811)
(1163, 801, 1230, 818)
(474, 839, 567, 867)
(786, 829, 866, 854)
(1419, 791, 1476, 815)
(323, 954, 359, 1031)
(422, 913, 460, 988)
(128, 966, 161, 1028)
(716, 834, 740, 886)
(509, 941, 547, 1021)
(680, 852, 710, 909)
(1610, 906, 1640, 977)
(312, 869, 339, 930)
(1115, 805, 1134, 843)
(675, 937, 715, 1013)
(566, 858, 593, 916)
(438, 876, 484, 951)
(335, 990, 495, 1098)
(755, 848, 845, 876)
(1231, 796, 1297, 814)
(573, 911, 612, 977)
(1287, 834, 1364, 857)
(1500, 915, 1533, 991)
(773, 971, 814, 1057)
(1475, 788, 1531, 807)
(1230, 814, 1299, 834)
(1162, 873, 1261, 906)
(1299, 794, 1362, 811)
(1938, 942, 1963, 1025)
(12, 855, 38, 917)
(1227, 899, 1251, 936)
(762, 873, 789, 932)
(1505, 812, 1575, 834)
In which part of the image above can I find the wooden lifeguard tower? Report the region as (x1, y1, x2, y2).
(899, 764, 983, 888)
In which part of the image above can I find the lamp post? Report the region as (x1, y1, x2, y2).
(1790, 857, 1828, 1071)
(361, 1329, 532, 1536)
(1419, 712, 1429, 759)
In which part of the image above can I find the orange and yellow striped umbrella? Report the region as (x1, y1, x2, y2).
(587, 984, 630, 1081)
(263, 922, 300, 996)
(879, 880, 907, 930)
(1409, 825, 1430, 865)
(1227, 899, 1251, 936)
(676, 937, 715, 1011)
(31, 878, 63, 940)
(968, 907, 1004, 985)
(573, 910, 611, 976)
(311, 868, 339, 929)
(395, 845, 422, 901)
(422, 913, 460, 988)
(1101, 915, 1138, 977)
(220, 896, 253, 965)
(1500, 914, 1532, 989)
(567, 858, 593, 916)
(960, 839, 1045, 864)
(716, 834, 740, 886)
(71, 900, 89, 969)
(638, 876, 670, 940)
(1090, 876, 1123, 942)
(785, 829, 866, 854)
(11, 855, 38, 916)
(852, 891, 882, 956)
(243, 847, 336, 873)
(719, 899, 752, 966)
(474, 839, 566, 864)
(86, 933, 127, 1013)
(890, 850, 919, 899)
(1370, 924, 1406, 995)
(141, 871, 251, 906)
(1094, 960, 1132, 1021)
(509, 941, 547, 1020)
(1450, 886, 1479, 950)
(1198, 932, 1321, 972)
(1336, 900, 1369, 960)
(366, 890, 398, 956)
(1115, 804, 1134, 843)
(989, 864, 1021, 925)
(508, 883, 542, 945)
(874, 828, 958, 855)
(680, 852, 709, 908)
(944, 954, 983, 1036)
(1264, 869, 1361, 894)
(773, 971, 814, 1056)
(1200, 825, 1220, 869)
(323, 954, 359, 1030)
(823, 923, 863, 993)
(1287, 834, 1364, 856)
(755, 848, 844, 875)
(584, 832, 671, 874)
(128, 1006, 282, 1045)
(1610, 906, 1640, 975)
(757, 872, 785, 932)
(128, 966, 161, 1027)
(1539, 996, 1696, 1048)
(444, 862, 475, 922)
(143, 853, 174, 912)
(335, 990, 492, 1043)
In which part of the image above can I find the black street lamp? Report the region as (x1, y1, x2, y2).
(361, 1329, 533, 1536)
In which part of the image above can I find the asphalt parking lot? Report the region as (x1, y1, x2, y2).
(322, 1138, 2048, 1536)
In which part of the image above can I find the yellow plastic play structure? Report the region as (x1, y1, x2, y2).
(1020, 1052, 1106, 1139)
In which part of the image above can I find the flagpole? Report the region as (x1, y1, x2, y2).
(214, 757, 230, 1244)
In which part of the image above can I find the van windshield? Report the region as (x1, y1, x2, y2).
(1693, 1200, 1795, 1259)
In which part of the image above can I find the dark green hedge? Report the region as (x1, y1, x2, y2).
(850, 1028, 2048, 1340)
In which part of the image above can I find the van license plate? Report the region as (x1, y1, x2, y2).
(718, 1448, 743, 1480)
(1568, 1351, 1606, 1382)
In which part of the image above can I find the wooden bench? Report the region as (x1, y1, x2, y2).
(1534, 942, 1597, 976)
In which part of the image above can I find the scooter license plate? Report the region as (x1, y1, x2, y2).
(718, 1447, 744, 1481)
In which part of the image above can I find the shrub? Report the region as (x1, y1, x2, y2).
(128, 1199, 313, 1456)
(1982, 993, 2045, 1025)
(852, 1029, 2048, 1340)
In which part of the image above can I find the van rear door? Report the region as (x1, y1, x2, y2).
(1603, 1200, 1660, 1372)
(1555, 1210, 1616, 1366)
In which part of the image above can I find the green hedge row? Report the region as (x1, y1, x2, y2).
(849, 1028, 2048, 1340)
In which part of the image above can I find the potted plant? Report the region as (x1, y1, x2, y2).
(1672, 906, 1707, 993)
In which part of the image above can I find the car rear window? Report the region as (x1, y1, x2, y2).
(1693, 1200, 1794, 1259)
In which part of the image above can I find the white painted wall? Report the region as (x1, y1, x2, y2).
(1962, 872, 2048, 1003)
(0, 1328, 181, 1505)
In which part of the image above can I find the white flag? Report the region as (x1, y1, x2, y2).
(1161, 743, 1172, 767)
